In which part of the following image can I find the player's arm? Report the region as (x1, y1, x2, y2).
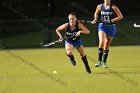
(92, 4, 102, 24)
(76, 23, 90, 37)
(111, 5, 123, 23)
(56, 23, 67, 40)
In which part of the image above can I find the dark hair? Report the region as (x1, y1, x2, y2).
(68, 12, 77, 17)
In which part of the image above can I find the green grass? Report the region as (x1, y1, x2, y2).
(0, 46, 140, 93)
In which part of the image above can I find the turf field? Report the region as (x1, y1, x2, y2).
(0, 46, 140, 93)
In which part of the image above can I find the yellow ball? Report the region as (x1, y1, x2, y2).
(53, 71, 57, 74)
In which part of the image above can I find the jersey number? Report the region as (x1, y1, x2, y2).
(104, 16, 110, 23)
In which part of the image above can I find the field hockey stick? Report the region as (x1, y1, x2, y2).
(40, 35, 76, 47)
(78, 19, 96, 24)
(87, 21, 93, 24)
(86, 20, 97, 24)
(40, 40, 60, 47)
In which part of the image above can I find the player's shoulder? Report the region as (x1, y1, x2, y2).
(77, 22, 84, 29)
(63, 23, 68, 27)
(97, 4, 102, 10)
(97, 4, 102, 8)
(112, 4, 118, 9)
(64, 23, 68, 25)
(58, 23, 68, 29)
(78, 22, 84, 27)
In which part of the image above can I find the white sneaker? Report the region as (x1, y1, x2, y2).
(95, 61, 101, 67)
(101, 62, 108, 68)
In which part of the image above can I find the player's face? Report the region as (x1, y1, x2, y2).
(68, 15, 77, 25)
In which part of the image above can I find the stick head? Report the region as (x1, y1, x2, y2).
(40, 42, 52, 47)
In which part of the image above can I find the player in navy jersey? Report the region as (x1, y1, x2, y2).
(91, 0, 123, 68)
(56, 12, 91, 73)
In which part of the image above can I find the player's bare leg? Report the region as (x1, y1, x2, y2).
(102, 35, 113, 68)
(95, 31, 106, 67)
(65, 43, 76, 66)
(77, 46, 91, 73)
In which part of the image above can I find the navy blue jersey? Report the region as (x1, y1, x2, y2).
(100, 3, 115, 25)
(65, 21, 80, 41)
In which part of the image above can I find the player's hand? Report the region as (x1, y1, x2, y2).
(76, 31, 81, 37)
(59, 36, 63, 42)
(106, 20, 112, 23)
(91, 19, 97, 24)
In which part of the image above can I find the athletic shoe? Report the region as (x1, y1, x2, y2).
(70, 59, 76, 66)
(86, 68, 91, 73)
(101, 62, 108, 68)
(95, 61, 101, 67)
